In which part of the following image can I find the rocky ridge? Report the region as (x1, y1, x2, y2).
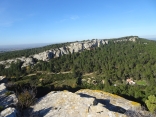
(0, 37, 137, 68)
(29, 89, 141, 117)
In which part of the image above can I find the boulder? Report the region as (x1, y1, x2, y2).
(0, 94, 18, 108)
(0, 107, 18, 117)
(0, 83, 18, 109)
(0, 83, 7, 96)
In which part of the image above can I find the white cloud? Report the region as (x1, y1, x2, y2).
(70, 15, 79, 20)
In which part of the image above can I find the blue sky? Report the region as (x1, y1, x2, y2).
(0, 0, 156, 45)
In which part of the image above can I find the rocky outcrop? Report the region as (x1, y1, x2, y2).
(0, 83, 7, 96)
(0, 36, 138, 68)
(0, 107, 18, 117)
(32, 39, 109, 61)
(0, 94, 18, 108)
(0, 79, 18, 116)
(21, 57, 34, 67)
(113, 37, 137, 43)
(30, 89, 141, 117)
(0, 57, 35, 68)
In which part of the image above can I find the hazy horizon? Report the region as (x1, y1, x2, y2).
(0, 36, 156, 52)
(0, 43, 55, 52)
(0, 35, 156, 48)
(0, 35, 156, 47)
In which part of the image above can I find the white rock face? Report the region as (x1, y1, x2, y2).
(21, 57, 34, 67)
(0, 37, 138, 68)
(0, 83, 18, 108)
(0, 83, 7, 95)
(0, 57, 35, 68)
(59, 47, 69, 55)
(0, 107, 17, 117)
(0, 80, 18, 117)
(34, 39, 109, 59)
(30, 89, 141, 117)
(0, 94, 18, 108)
(114, 36, 137, 43)
(0, 76, 5, 80)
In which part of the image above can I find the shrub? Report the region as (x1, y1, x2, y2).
(5, 91, 13, 96)
(145, 95, 156, 113)
(16, 85, 37, 110)
(0, 105, 4, 111)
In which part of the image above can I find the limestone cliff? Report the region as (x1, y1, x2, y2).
(0, 36, 138, 68)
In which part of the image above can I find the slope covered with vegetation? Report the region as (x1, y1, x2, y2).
(0, 37, 156, 112)
(0, 42, 70, 61)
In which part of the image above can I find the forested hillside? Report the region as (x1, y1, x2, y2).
(0, 42, 69, 61)
(0, 37, 156, 112)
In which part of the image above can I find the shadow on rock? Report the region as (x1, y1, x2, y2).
(77, 93, 126, 114)
(24, 107, 52, 117)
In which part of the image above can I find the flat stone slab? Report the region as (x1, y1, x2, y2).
(30, 89, 141, 117)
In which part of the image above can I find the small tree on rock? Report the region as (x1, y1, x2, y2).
(145, 95, 156, 113)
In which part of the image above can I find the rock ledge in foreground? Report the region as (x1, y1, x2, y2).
(31, 89, 141, 117)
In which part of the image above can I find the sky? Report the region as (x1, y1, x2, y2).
(0, 0, 156, 45)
